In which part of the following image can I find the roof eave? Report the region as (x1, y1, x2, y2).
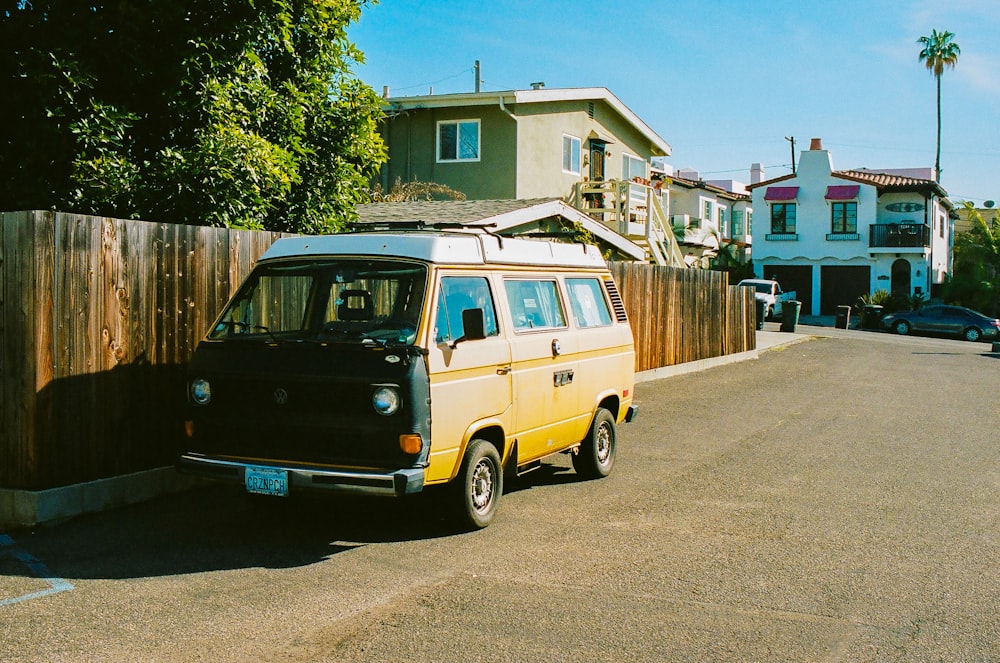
(386, 87, 672, 157)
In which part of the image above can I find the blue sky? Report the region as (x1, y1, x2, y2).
(349, 0, 1000, 206)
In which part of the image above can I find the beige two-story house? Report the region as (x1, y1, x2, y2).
(378, 86, 683, 265)
(380, 86, 670, 200)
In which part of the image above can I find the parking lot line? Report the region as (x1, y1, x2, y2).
(0, 534, 74, 607)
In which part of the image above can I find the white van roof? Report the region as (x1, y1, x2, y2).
(260, 232, 609, 269)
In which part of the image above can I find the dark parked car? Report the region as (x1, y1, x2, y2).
(882, 305, 1000, 342)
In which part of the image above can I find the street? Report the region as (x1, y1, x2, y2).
(1, 329, 998, 662)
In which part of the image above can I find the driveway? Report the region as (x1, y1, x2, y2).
(1, 332, 998, 661)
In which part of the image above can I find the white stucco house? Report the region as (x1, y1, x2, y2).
(660, 167, 752, 267)
(747, 138, 954, 315)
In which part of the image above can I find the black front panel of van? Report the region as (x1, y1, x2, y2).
(185, 342, 430, 470)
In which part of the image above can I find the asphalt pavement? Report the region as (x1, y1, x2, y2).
(2, 327, 998, 661)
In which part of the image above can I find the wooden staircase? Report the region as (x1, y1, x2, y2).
(573, 180, 685, 267)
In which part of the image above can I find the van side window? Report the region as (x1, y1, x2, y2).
(435, 276, 499, 343)
(505, 279, 566, 331)
(566, 278, 613, 328)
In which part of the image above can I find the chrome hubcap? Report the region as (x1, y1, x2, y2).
(471, 460, 494, 513)
(596, 422, 612, 466)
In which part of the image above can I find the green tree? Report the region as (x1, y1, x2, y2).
(701, 225, 752, 279)
(0, 0, 385, 233)
(917, 29, 960, 183)
(943, 202, 1000, 315)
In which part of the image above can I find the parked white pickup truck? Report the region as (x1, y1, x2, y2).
(738, 279, 797, 320)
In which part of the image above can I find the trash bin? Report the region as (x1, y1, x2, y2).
(755, 299, 766, 331)
(780, 300, 801, 332)
(862, 305, 884, 330)
(835, 305, 851, 329)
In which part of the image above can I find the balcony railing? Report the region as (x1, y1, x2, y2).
(571, 179, 685, 267)
(869, 223, 930, 248)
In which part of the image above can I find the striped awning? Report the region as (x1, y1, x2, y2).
(764, 186, 798, 201)
(825, 185, 860, 200)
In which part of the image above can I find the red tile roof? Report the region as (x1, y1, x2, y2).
(748, 169, 948, 198)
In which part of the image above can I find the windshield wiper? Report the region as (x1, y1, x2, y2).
(230, 321, 279, 342)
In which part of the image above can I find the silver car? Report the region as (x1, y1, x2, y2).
(882, 305, 1000, 342)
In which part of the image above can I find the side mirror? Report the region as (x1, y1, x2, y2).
(450, 308, 486, 348)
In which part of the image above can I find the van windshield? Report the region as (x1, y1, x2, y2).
(208, 259, 427, 345)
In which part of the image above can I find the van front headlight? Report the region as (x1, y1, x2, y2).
(372, 386, 400, 416)
(190, 378, 212, 405)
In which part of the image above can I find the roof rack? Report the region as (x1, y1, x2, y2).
(347, 219, 498, 233)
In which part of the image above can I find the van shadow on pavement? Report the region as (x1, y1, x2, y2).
(4, 464, 582, 583)
(4, 485, 448, 582)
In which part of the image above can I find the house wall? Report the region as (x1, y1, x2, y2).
(382, 96, 662, 204)
(873, 191, 949, 297)
(382, 104, 518, 199)
(512, 99, 658, 200)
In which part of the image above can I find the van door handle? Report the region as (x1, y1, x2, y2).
(496, 366, 512, 375)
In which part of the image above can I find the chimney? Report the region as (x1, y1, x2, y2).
(530, 81, 545, 90)
(382, 86, 390, 99)
(809, 137, 823, 150)
(750, 162, 765, 184)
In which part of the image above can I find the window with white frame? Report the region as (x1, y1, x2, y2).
(437, 119, 480, 162)
(732, 210, 744, 236)
(717, 205, 727, 235)
(562, 134, 581, 174)
(622, 154, 646, 181)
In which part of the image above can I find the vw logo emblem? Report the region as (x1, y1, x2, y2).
(273, 388, 289, 405)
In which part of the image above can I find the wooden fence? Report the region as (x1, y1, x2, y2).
(0, 211, 291, 490)
(1, 211, 754, 490)
(609, 262, 756, 372)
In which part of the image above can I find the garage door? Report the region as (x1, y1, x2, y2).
(820, 266, 870, 315)
(762, 265, 813, 315)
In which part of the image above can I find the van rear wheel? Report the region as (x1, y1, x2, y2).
(573, 407, 617, 479)
(454, 439, 502, 530)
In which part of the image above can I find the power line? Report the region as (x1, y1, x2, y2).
(697, 164, 792, 175)
(389, 66, 475, 93)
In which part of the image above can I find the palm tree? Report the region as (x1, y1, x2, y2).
(917, 29, 960, 183)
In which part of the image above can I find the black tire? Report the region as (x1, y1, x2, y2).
(454, 439, 502, 530)
(766, 305, 774, 321)
(572, 407, 617, 479)
(893, 320, 910, 335)
(963, 327, 982, 342)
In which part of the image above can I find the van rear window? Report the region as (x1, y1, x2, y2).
(566, 278, 613, 328)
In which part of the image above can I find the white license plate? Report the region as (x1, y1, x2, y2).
(244, 467, 289, 497)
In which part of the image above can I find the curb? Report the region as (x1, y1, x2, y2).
(0, 468, 207, 530)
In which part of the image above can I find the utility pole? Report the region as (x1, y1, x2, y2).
(475, 60, 481, 93)
(785, 136, 796, 174)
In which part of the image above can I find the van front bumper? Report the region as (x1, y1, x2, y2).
(177, 453, 425, 497)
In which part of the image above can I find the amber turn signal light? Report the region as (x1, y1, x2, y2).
(184, 420, 195, 438)
(399, 434, 422, 454)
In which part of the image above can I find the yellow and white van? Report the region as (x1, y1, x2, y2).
(178, 227, 636, 528)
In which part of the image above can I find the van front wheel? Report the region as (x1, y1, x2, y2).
(573, 408, 617, 479)
(455, 439, 503, 530)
